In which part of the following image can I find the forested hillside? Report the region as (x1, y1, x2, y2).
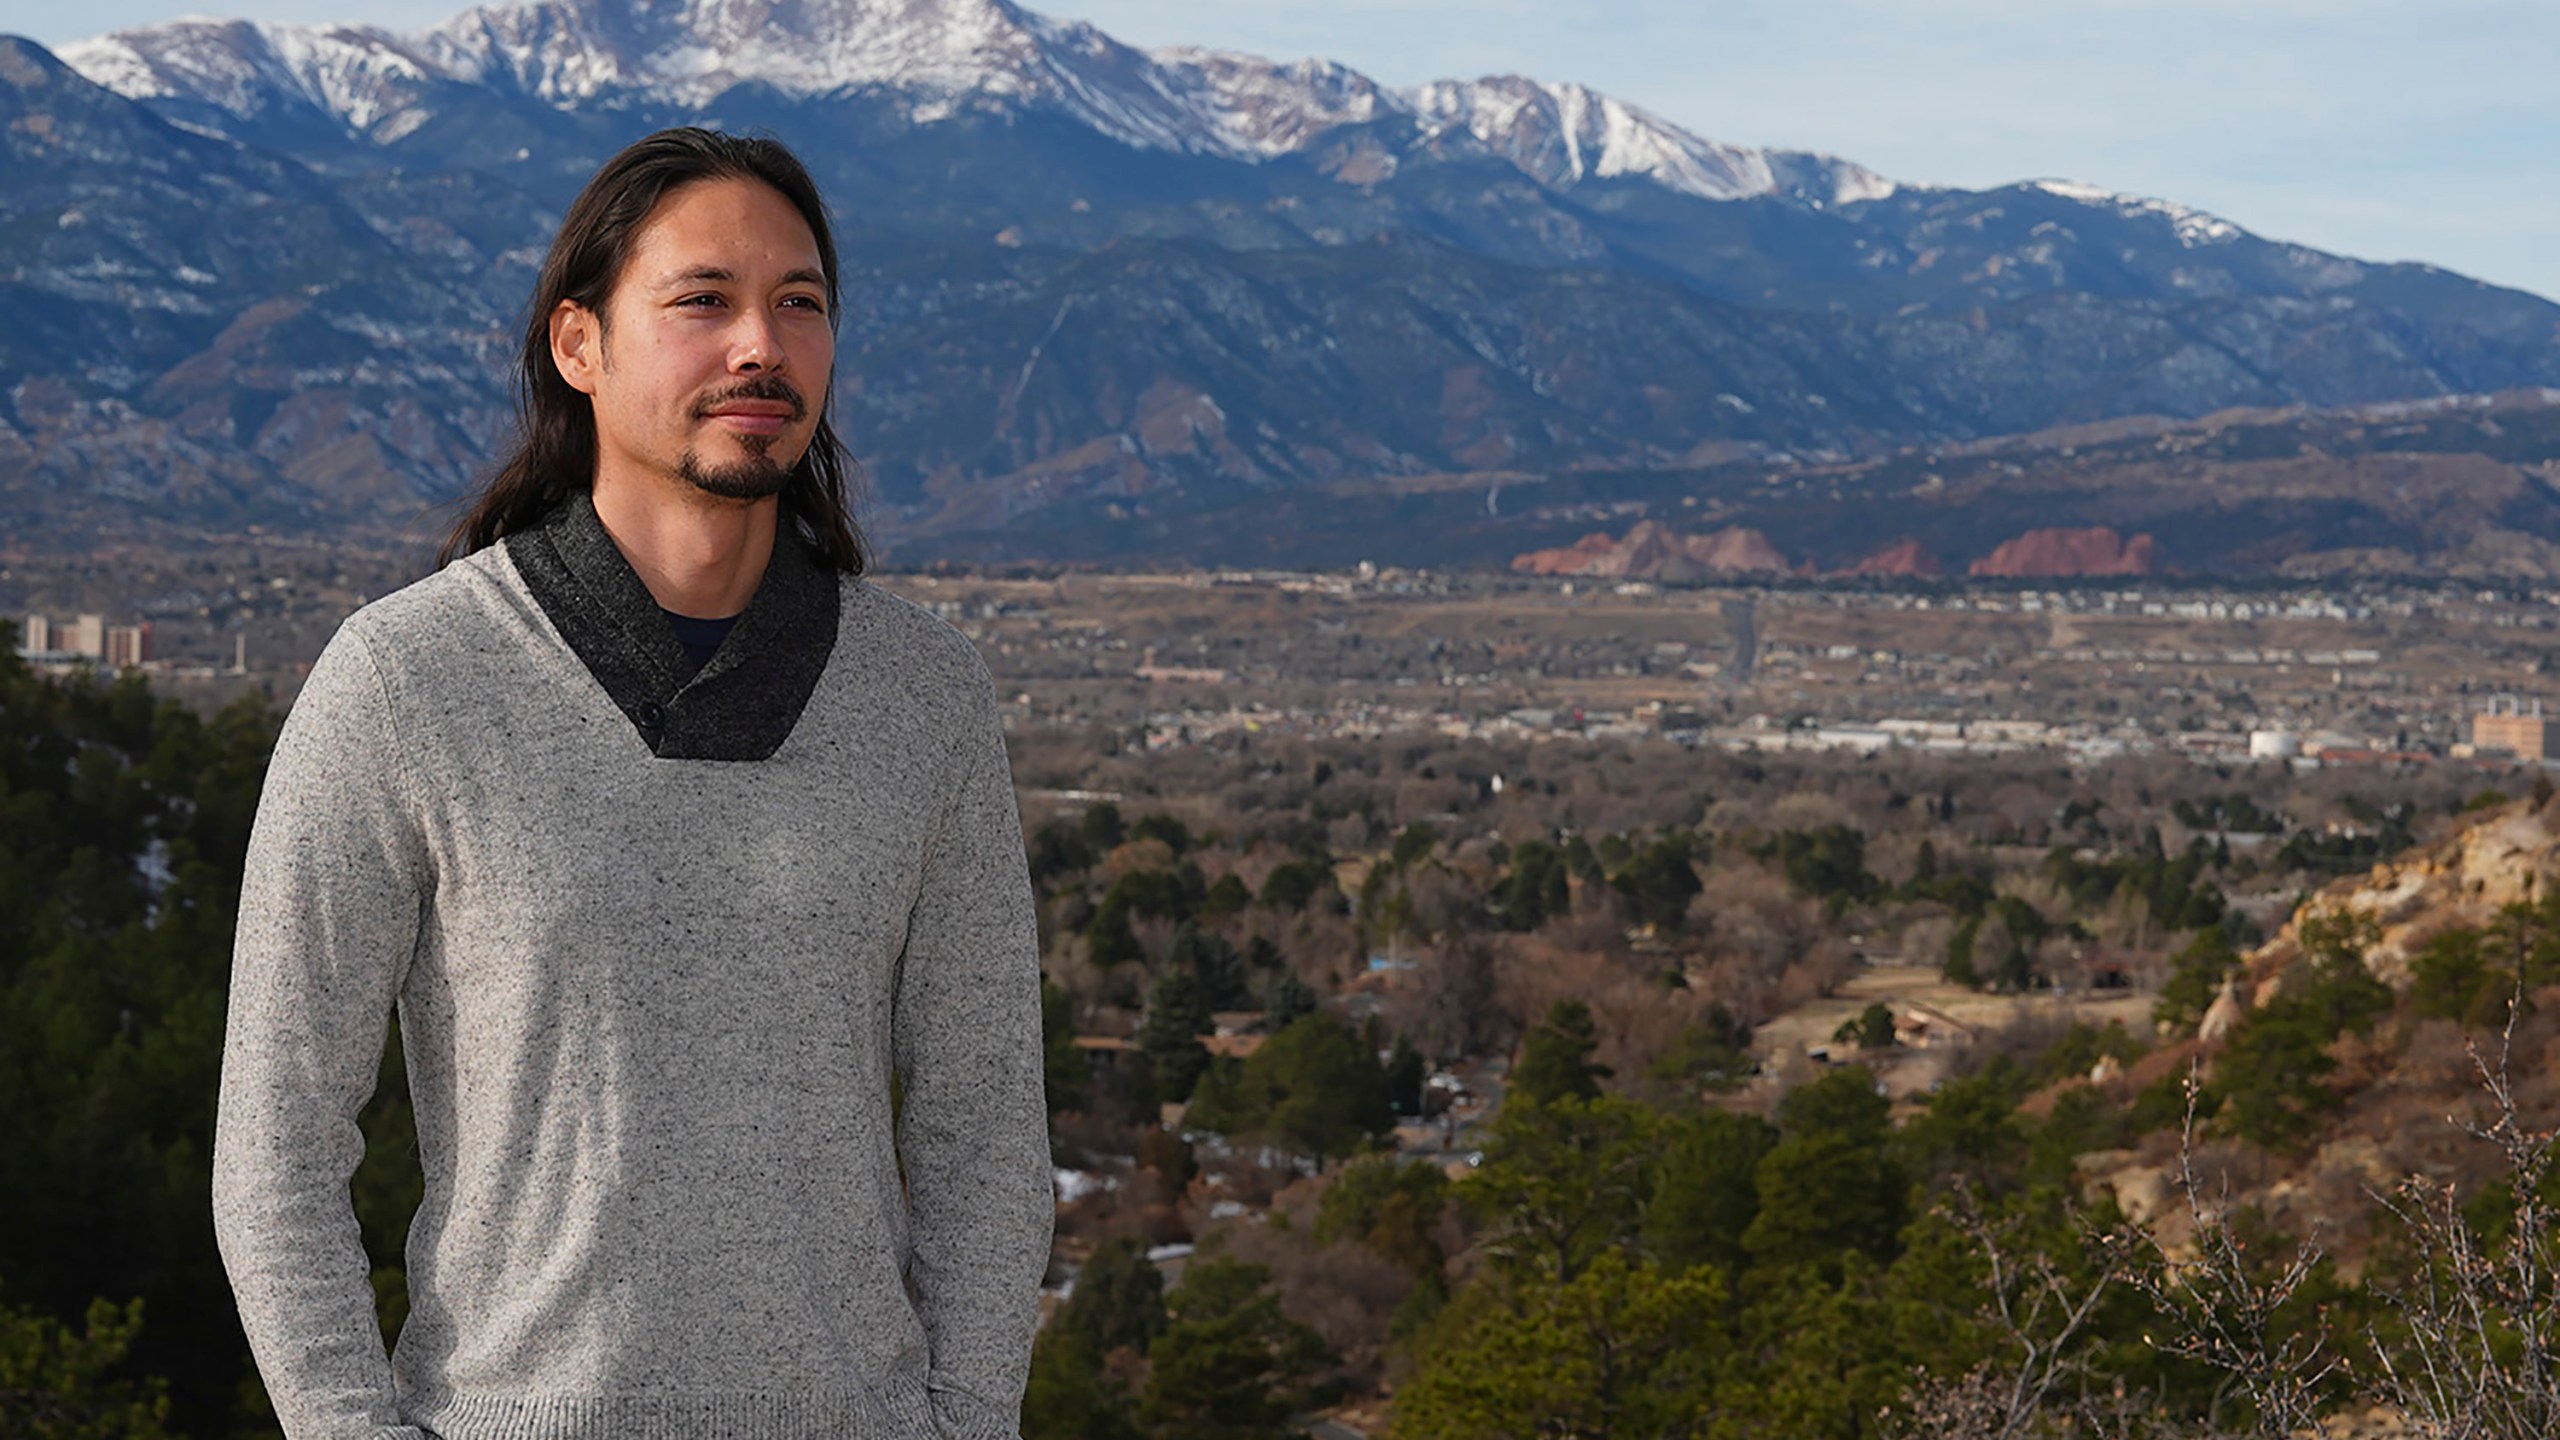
(8, 638, 2560, 1438)
(0, 631, 273, 1434)
(1003, 726, 2560, 1438)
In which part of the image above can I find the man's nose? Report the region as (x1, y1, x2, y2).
(730, 310, 785, 372)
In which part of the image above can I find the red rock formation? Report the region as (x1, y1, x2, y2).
(1512, 531, 1623, 576)
(1615, 520, 1689, 577)
(1511, 522, 1792, 579)
(1835, 538, 1944, 578)
(1685, 527, 1791, 574)
(1968, 526, 2158, 578)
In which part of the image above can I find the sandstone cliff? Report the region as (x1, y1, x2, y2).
(1968, 526, 2160, 578)
(1510, 521, 1793, 579)
(1836, 537, 1945, 578)
(2252, 799, 2560, 990)
(2079, 795, 2560, 1262)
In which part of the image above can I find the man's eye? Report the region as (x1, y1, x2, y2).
(677, 294, 724, 308)
(783, 295, 826, 314)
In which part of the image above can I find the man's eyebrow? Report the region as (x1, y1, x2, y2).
(648, 265, 826, 290)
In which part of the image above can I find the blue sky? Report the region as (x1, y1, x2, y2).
(12, 0, 2557, 301)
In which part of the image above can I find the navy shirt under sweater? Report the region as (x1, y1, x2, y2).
(661, 608, 738, 674)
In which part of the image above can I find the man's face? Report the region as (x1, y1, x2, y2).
(551, 176, 835, 502)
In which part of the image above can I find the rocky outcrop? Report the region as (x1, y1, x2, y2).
(2253, 801, 2560, 990)
(1968, 526, 2159, 578)
(1511, 521, 1792, 579)
(2069, 801, 2560, 1268)
(2197, 978, 2246, 1043)
(1513, 532, 1627, 576)
(1689, 527, 1794, 575)
(1835, 537, 1943, 578)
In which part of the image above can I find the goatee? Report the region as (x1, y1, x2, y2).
(680, 374, 806, 499)
(678, 443, 793, 500)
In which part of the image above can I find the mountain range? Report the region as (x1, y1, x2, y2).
(7, 0, 2560, 572)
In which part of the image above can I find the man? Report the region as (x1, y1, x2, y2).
(212, 128, 1051, 1439)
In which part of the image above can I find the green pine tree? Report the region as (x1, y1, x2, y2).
(1138, 1258, 1331, 1440)
(0, 1288, 175, 1440)
(1181, 1014, 1393, 1166)
(1644, 1109, 1777, 1278)
(1137, 966, 1215, 1103)
(1464, 1093, 1658, 1285)
(1513, 999, 1610, 1107)
(1392, 1250, 1724, 1440)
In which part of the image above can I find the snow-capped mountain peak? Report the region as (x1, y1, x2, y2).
(55, 0, 1898, 207)
(1406, 76, 1769, 199)
(416, 0, 1070, 105)
(61, 17, 439, 132)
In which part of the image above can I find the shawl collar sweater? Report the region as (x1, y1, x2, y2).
(212, 496, 1051, 1440)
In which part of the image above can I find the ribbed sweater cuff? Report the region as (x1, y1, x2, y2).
(406, 1388, 933, 1439)
(925, 1379, 1022, 1440)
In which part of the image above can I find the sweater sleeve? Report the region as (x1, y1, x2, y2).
(892, 681, 1052, 1440)
(213, 626, 431, 1440)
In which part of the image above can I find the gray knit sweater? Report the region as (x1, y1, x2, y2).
(213, 500, 1051, 1440)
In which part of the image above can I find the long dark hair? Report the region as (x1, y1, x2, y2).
(440, 127, 866, 572)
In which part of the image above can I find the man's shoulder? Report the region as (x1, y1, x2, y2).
(837, 576, 995, 705)
(346, 549, 510, 630)
(323, 545, 535, 682)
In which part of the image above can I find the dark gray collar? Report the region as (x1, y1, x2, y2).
(505, 492, 840, 761)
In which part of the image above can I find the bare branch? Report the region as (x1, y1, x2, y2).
(2112, 1065, 2339, 1438)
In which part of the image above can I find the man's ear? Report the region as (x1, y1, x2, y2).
(550, 300, 602, 395)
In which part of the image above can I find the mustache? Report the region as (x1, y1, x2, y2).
(691, 376, 807, 421)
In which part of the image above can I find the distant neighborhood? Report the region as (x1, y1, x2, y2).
(15, 610, 245, 679)
(17, 560, 2560, 775)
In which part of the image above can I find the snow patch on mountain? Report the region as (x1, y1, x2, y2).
(67, 19, 395, 124)
(1807, 157, 1899, 206)
(2029, 178, 2243, 247)
(1149, 48, 1395, 157)
(1409, 77, 1774, 199)
(63, 18, 453, 134)
(47, 32, 163, 98)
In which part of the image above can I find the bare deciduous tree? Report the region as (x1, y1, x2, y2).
(2118, 1071, 2347, 1439)
(1386, 937, 1504, 1063)
(2363, 1012, 2560, 1440)
(1889, 1186, 2184, 1440)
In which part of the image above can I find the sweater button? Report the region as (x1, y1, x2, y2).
(636, 701, 667, 730)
